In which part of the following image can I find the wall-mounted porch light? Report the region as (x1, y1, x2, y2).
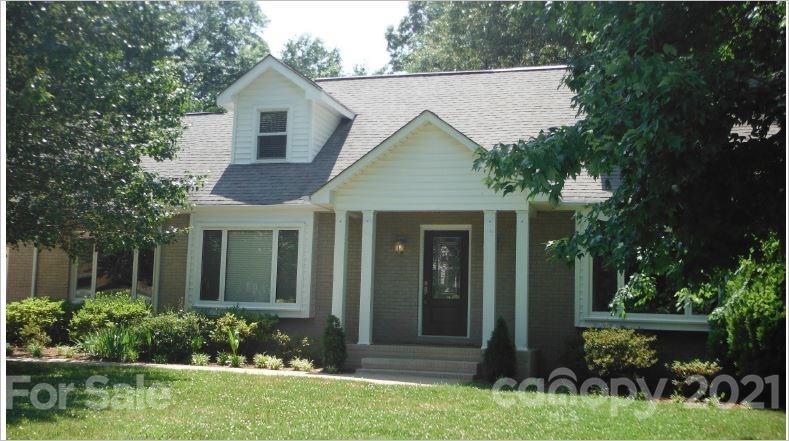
(393, 237, 407, 254)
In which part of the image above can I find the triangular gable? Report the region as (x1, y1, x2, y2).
(310, 110, 483, 204)
(216, 54, 354, 118)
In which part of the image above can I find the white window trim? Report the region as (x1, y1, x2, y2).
(191, 223, 309, 316)
(68, 245, 161, 305)
(254, 107, 291, 163)
(573, 215, 709, 332)
(417, 224, 473, 339)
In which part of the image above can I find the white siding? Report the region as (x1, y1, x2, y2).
(311, 101, 342, 160)
(233, 69, 311, 163)
(333, 122, 528, 210)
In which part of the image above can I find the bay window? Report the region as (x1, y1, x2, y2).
(198, 228, 300, 306)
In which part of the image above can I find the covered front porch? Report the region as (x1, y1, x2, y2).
(329, 210, 537, 376)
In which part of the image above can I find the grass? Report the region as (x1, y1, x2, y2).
(6, 361, 786, 440)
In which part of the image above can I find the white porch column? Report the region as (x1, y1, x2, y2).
(357, 210, 376, 345)
(331, 210, 349, 323)
(481, 210, 497, 348)
(514, 209, 530, 350)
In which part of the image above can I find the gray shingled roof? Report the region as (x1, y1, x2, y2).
(145, 66, 613, 206)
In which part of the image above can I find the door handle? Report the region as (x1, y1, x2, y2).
(423, 280, 429, 305)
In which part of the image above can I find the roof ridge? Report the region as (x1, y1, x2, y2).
(316, 64, 568, 82)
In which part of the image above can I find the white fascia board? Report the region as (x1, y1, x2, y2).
(311, 110, 483, 204)
(216, 55, 354, 119)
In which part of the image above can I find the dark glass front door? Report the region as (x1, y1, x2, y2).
(421, 230, 469, 336)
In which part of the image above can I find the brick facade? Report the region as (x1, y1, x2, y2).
(6, 244, 35, 301)
(5, 209, 707, 375)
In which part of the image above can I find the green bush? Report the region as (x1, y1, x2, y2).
(79, 326, 141, 362)
(138, 311, 209, 363)
(6, 343, 13, 357)
(321, 315, 346, 371)
(191, 353, 210, 366)
(27, 342, 44, 358)
(69, 291, 151, 341)
(582, 328, 657, 379)
(667, 359, 721, 399)
(207, 312, 258, 352)
(55, 345, 79, 358)
(7, 297, 65, 345)
(269, 330, 314, 362)
(289, 357, 314, 372)
(253, 353, 284, 370)
(228, 354, 246, 368)
(482, 317, 517, 382)
(708, 235, 785, 379)
(216, 352, 230, 366)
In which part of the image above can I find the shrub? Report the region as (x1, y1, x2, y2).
(27, 342, 43, 358)
(289, 357, 314, 372)
(228, 354, 246, 368)
(482, 317, 517, 382)
(269, 330, 314, 362)
(582, 328, 657, 379)
(138, 311, 209, 363)
(69, 291, 151, 341)
(667, 359, 721, 399)
(79, 326, 141, 362)
(208, 313, 258, 352)
(20, 323, 51, 347)
(216, 352, 230, 366)
(321, 315, 346, 371)
(7, 297, 65, 345)
(253, 353, 284, 370)
(191, 353, 210, 366)
(55, 345, 79, 358)
(6, 344, 13, 357)
(708, 235, 785, 380)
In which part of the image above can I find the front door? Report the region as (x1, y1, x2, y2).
(422, 230, 469, 336)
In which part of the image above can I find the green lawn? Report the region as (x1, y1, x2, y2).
(6, 361, 786, 439)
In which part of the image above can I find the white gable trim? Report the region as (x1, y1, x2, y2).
(217, 55, 354, 119)
(311, 111, 483, 205)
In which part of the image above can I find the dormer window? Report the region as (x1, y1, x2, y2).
(258, 110, 288, 160)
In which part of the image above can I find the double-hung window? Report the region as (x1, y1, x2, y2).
(257, 110, 288, 160)
(198, 228, 300, 305)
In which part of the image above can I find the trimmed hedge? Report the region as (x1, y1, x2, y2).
(68, 291, 151, 341)
(7, 297, 66, 345)
(582, 328, 657, 379)
(139, 311, 209, 363)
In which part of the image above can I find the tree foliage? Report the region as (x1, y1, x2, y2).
(475, 3, 785, 296)
(385, 1, 574, 72)
(172, 1, 269, 112)
(280, 34, 342, 79)
(7, 2, 200, 256)
(707, 235, 785, 379)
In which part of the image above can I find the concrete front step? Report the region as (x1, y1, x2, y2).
(361, 357, 479, 375)
(354, 368, 475, 384)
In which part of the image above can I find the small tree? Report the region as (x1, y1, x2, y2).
(321, 315, 346, 372)
(482, 317, 517, 382)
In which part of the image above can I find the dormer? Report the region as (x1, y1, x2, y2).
(217, 55, 354, 164)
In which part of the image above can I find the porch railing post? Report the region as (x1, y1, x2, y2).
(515, 209, 530, 350)
(358, 210, 376, 345)
(481, 210, 497, 349)
(331, 210, 349, 323)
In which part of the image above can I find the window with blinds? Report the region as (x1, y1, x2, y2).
(225, 230, 273, 303)
(257, 111, 288, 159)
(198, 228, 300, 305)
